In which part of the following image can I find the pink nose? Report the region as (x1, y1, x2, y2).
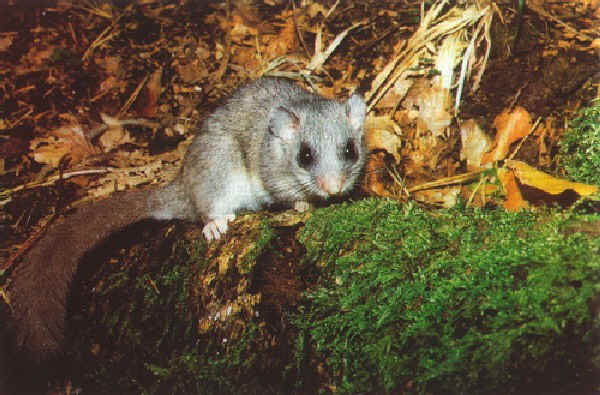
(316, 175, 345, 195)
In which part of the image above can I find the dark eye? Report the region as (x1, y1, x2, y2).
(343, 139, 358, 162)
(298, 142, 314, 169)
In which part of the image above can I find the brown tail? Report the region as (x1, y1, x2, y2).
(6, 188, 159, 362)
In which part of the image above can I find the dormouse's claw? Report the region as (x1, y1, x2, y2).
(202, 214, 235, 241)
(202, 222, 218, 240)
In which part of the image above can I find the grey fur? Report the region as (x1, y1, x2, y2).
(149, 77, 367, 239)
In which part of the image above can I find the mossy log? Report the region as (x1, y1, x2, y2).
(42, 200, 600, 394)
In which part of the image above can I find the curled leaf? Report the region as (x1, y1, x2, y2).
(498, 167, 528, 211)
(507, 160, 599, 197)
(482, 106, 532, 164)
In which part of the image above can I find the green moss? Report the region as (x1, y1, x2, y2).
(141, 321, 268, 395)
(560, 100, 600, 185)
(74, 202, 599, 394)
(239, 219, 276, 274)
(296, 199, 600, 394)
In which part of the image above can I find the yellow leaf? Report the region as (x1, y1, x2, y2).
(506, 160, 599, 196)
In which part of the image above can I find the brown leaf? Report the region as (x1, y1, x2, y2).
(376, 78, 414, 109)
(98, 114, 135, 151)
(0, 35, 14, 52)
(362, 152, 394, 197)
(177, 60, 208, 84)
(403, 79, 452, 137)
(95, 55, 121, 75)
(31, 125, 99, 168)
(264, 19, 298, 60)
(498, 167, 528, 211)
(139, 67, 162, 117)
(98, 75, 125, 94)
(364, 115, 403, 162)
(481, 106, 532, 164)
(414, 187, 460, 208)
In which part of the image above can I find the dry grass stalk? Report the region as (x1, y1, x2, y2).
(366, 0, 493, 112)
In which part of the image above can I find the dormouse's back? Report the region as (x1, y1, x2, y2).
(204, 77, 315, 140)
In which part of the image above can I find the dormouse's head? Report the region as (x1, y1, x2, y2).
(265, 93, 367, 201)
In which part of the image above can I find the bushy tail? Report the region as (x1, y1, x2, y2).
(6, 188, 159, 362)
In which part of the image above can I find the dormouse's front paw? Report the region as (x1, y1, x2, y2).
(293, 201, 311, 213)
(203, 214, 235, 241)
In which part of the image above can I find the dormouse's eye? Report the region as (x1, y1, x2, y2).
(298, 142, 314, 169)
(343, 138, 358, 162)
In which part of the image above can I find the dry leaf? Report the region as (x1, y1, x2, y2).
(230, 45, 261, 72)
(404, 133, 445, 175)
(264, 19, 298, 60)
(364, 115, 403, 162)
(306, 2, 328, 18)
(98, 75, 126, 94)
(177, 59, 208, 84)
(140, 67, 162, 117)
(95, 55, 121, 74)
(498, 167, 528, 211)
(98, 113, 135, 151)
(362, 152, 393, 197)
(376, 78, 414, 109)
(460, 119, 491, 170)
(24, 45, 56, 70)
(506, 160, 599, 197)
(404, 80, 452, 137)
(31, 125, 99, 168)
(0, 35, 14, 52)
(413, 187, 460, 208)
(481, 106, 532, 164)
(230, 0, 265, 37)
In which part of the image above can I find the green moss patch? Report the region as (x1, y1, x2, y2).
(296, 199, 600, 394)
(560, 100, 600, 186)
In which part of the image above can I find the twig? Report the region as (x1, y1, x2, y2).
(118, 75, 149, 117)
(215, 0, 232, 81)
(82, 19, 120, 61)
(508, 117, 542, 160)
(1, 169, 112, 206)
(407, 169, 490, 193)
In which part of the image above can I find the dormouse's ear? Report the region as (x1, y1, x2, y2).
(268, 106, 300, 140)
(346, 93, 366, 131)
